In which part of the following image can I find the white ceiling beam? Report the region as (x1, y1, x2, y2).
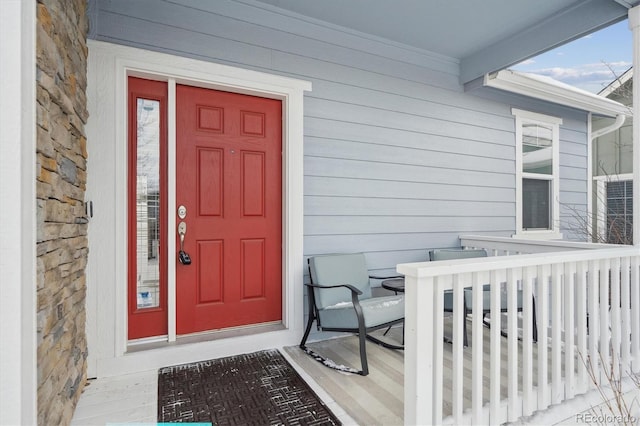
(460, 0, 628, 84)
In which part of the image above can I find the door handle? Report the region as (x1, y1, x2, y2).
(177, 221, 191, 265)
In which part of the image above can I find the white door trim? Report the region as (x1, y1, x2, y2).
(86, 40, 310, 377)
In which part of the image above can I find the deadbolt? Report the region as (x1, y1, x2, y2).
(177, 205, 187, 219)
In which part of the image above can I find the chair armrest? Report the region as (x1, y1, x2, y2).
(369, 274, 403, 280)
(304, 283, 363, 296)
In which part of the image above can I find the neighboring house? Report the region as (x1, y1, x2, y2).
(2, 1, 640, 425)
(592, 68, 634, 243)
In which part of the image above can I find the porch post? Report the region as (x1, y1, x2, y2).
(631, 6, 640, 246)
(0, 0, 37, 424)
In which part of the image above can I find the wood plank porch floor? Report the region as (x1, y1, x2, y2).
(285, 322, 579, 425)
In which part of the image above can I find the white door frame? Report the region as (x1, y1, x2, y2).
(86, 40, 310, 377)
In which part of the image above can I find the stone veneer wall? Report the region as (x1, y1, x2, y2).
(36, 0, 89, 424)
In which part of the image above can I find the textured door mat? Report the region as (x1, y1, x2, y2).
(158, 349, 342, 425)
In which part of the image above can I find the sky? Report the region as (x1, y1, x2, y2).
(512, 19, 633, 94)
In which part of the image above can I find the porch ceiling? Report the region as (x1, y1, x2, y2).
(252, 0, 636, 83)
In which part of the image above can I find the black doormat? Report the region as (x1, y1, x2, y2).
(158, 349, 342, 425)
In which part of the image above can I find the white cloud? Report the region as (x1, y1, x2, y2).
(517, 61, 632, 92)
(525, 61, 631, 82)
(518, 59, 536, 66)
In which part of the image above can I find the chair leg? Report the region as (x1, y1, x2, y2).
(463, 306, 469, 347)
(358, 328, 369, 376)
(299, 311, 315, 349)
(532, 297, 538, 343)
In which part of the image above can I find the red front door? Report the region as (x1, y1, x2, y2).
(175, 85, 282, 334)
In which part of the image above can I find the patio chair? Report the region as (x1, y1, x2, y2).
(300, 253, 405, 376)
(430, 248, 537, 346)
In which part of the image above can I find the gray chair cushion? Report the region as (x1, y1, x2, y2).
(430, 248, 488, 261)
(308, 253, 373, 309)
(318, 295, 405, 329)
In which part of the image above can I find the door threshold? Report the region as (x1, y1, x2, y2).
(126, 321, 285, 353)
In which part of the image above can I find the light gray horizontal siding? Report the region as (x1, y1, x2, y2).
(304, 197, 513, 218)
(304, 176, 515, 202)
(304, 157, 513, 187)
(90, 0, 590, 274)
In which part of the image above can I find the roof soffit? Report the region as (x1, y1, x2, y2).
(251, 0, 632, 83)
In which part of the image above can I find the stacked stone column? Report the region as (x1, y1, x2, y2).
(36, 0, 89, 424)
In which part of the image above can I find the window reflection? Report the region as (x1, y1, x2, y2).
(136, 99, 160, 309)
(522, 123, 553, 175)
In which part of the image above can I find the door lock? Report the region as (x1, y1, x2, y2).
(177, 205, 187, 219)
(179, 250, 192, 265)
(177, 221, 191, 265)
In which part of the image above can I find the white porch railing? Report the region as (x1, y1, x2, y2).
(459, 234, 617, 254)
(398, 242, 640, 425)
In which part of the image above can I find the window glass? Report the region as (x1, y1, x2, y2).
(522, 123, 553, 174)
(136, 98, 161, 309)
(606, 180, 633, 244)
(523, 178, 551, 230)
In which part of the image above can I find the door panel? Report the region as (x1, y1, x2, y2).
(197, 240, 224, 303)
(198, 148, 224, 216)
(176, 85, 282, 334)
(241, 239, 266, 299)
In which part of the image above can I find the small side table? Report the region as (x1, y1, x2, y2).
(381, 278, 405, 340)
(381, 277, 405, 294)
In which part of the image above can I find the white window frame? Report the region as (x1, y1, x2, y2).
(513, 108, 563, 239)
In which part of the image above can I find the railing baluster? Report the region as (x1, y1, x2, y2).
(537, 264, 549, 410)
(489, 269, 501, 424)
(551, 263, 562, 404)
(599, 259, 610, 382)
(576, 261, 588, 393)
(564, 261, 576, 400)
(522, 266, 534, 416)
(631, 256, 640, 373)
(471, 271, 483, 423)
(452, 273, 464, 423)
(611, 257, 621, 379)
(621, 256, 631, 371)
(588, 260, 599, 386)
(507, 267, 519, 422)
(434, 276, 445, 424)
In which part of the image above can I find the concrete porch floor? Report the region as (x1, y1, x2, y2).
(70, 348, 357, 425)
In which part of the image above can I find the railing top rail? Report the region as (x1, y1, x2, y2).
(459, 234, 619, 251)
(397, 246, 640, 278)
